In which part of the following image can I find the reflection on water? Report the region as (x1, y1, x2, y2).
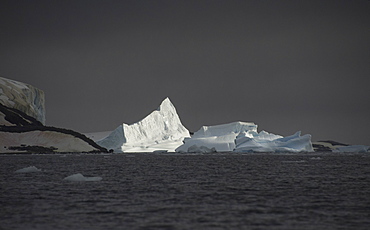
(1, 153, 370, 229)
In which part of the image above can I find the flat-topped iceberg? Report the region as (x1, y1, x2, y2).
(97, 98, 190, 152)
(176, 122, 313, 153)
(176, 122, 257, 153)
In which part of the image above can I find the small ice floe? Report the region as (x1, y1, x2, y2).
(15, 166, 42, 173)
(63, 173, 102, 182)
(310, 157, 322, 160)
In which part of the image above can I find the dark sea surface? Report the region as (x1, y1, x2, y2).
(1, 153, 369, 230)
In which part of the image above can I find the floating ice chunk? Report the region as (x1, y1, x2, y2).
(63, 173, 102, 182)
(15, 166, 41, 173)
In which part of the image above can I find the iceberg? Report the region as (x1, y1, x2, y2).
(97, 98, 190, 152)
(176, 122, 257, 153)
(98, 106, 314, 153)
(15, 166, 42, 173)
(63, 173, 102, 182)
(0, 76, 107, 153)
(176, 122, 313, 153)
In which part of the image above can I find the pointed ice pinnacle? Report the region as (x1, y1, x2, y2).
(97, 98, 190, 152)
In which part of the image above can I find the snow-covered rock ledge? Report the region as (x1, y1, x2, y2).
(0, 76, 107, 153)
(0, 76, 45, 125)
(0, 125, 107, 153)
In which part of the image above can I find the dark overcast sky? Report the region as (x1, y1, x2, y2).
(1, 0, 369, 145)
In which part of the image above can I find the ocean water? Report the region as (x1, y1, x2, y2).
(1, 153, 369, 230)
